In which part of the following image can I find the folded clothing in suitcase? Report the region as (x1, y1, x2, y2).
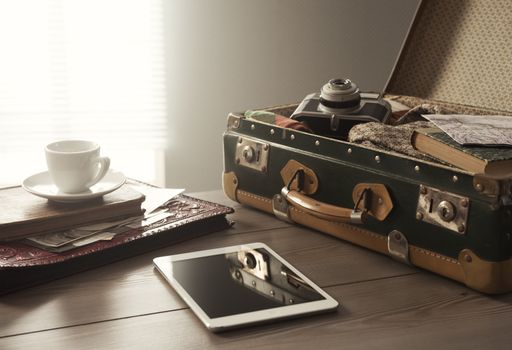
(222, 0, 512, 294)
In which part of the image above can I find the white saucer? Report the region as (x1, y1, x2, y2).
(22, 170, 126, 203)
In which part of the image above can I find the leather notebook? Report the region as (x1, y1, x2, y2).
(0, 194, 233, 294)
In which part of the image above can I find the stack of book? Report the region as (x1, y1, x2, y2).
(0, 182, 233, 294)
(0, 185, 145, 241)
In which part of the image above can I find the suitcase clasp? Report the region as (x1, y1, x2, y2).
(235, 137, 270, 173)
(387, 230, 411, 265)
(416, 185, 469, 234)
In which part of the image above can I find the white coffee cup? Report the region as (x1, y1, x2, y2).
(45, 140, 110, 193)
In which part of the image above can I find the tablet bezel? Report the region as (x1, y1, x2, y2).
(153, 242, 339, 332)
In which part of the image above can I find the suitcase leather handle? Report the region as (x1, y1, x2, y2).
(281, 187, 366, 224)
(277, 162, 392, 223)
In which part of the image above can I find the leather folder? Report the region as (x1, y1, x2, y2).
(0, 194, 233, 294)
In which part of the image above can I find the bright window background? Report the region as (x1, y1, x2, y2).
(0, 0, 167, 187)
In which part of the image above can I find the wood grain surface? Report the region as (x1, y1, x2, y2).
(1, 190, 511, 350)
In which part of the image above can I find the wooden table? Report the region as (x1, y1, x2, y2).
(1, 190, 511, 349)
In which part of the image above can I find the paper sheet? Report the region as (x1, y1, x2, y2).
(128, 184, 184, 214)
(422, 114, 512, 146)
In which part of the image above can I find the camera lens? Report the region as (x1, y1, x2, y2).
(319, 78, 361, 110)
(244, 253, 257, 269)
(329, 78, 351, 87)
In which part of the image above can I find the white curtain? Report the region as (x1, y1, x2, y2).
(0, 0, 167, 186)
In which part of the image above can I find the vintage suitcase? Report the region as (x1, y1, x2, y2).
(222, 0, 512, 294)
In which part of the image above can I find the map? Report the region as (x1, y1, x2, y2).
(422, 114, 512, 146)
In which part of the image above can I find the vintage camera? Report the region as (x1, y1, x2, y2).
(290, 78, 392, 139)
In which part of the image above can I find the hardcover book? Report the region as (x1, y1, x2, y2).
(411, 127, 512, 175)
(0, 185, 145, 241)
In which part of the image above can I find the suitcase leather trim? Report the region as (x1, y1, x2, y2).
(225, 175, 512, 294)
(223, 171, 238, 203)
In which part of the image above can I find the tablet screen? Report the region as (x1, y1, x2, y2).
(169, 247, 324, 318)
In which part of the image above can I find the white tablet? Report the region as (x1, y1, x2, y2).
(153, 242, 339, 332)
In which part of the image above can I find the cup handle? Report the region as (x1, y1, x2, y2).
(85, 156, 111, 188)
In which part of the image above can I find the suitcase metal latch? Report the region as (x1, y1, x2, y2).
(416, 185, 469, 234)
(235, 137, 270, 173)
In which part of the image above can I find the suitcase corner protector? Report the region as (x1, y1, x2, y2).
(458, 249, 512, 294)
(222, 172, 239, 203)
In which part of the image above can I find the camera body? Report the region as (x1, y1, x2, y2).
(290, 78, 392, 139)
